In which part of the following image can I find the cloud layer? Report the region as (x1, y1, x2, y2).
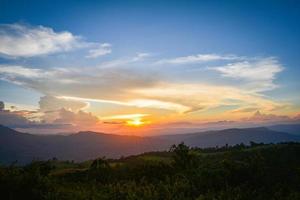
(0, 56, 288, 117)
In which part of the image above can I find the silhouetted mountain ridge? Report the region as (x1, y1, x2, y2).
(0, 125, 299, 164)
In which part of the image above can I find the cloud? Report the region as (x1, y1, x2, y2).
(38, 95, 90, 122)
(102, 113, 149, 120)
(0, 101, 32, 126)
(132, 53, 151, 61)
(39, 95, 88, 112)
(0, 23, 111, 58)
(0, 50, 289, 124)
(0, 65, 44, 78)
(156, 54, 241, 65)
(127, 99, 190, 113)
(0, 62, 286, 116)
(245, 110, 291, 122)
(86, 43, 112, 58)
(294, 114, 300, 121)
(131, 83, 286, 114)
(37, 95, 99, 127)
(99, 52, 151, 68)
(0, 24, 85, 57)
(0, 99, 99, 132)
(0, 64, 157, 101)
(231, 107, 260, 113)
(53, 108, 99, 126)
(211, 57, 284, 91)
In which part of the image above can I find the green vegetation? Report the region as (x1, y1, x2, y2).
(1, 142, 300, 200)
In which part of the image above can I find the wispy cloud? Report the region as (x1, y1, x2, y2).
(86, 43, 112, 58)
(131, 83, 285, 114)
(0, 65, 44, 78)
(210, 57, 284, 91)
(98, 52, 151, 68)
(102, 113, 149, 120)
(155, 54, 241, 65)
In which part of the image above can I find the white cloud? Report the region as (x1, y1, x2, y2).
(211, 57, 284, 91)
(0, 65, 44, 78)
(156, 54, 241, 65)
(53, 108, 99, 126)
(132, 52, 151, 61)
(39, 95, 89, 112)
(99, 52, 151, 68)
(0, 24, 85, 57)
(212, 57, 283, 81)
(86, 43, 112, 58)
(0, 23, 111, 58)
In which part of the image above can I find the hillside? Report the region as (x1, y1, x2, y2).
(161, 127, 300, 147)
(1, 125, 300, 164)
(0, 143, 299, 200)
(0, 125, 169, 164)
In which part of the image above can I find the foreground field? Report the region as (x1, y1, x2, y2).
(1, 142, 300, 200)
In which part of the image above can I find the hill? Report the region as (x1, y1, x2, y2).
(161, 127, 300, 147)
(0, 143, 299, 200)
(1, 125, 300, 164)
(0, 125, 169, 164)
(268, 123, 300, 135)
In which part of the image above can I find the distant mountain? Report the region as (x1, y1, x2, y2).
(1, 125, 300, 164)
(158, 127, 300, 147)
(0, 125, 169, 164)
(268, 124, 300, 135)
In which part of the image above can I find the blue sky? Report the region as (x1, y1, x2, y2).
(0, 0, 299, 134)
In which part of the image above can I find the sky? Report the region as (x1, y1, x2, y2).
(0, 0, 300, 135)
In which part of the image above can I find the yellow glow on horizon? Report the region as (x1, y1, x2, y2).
(126, 118, 151, 127)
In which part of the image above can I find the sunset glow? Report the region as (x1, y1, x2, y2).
(126, 118, 145, 127)
(0, 1, 299, 135)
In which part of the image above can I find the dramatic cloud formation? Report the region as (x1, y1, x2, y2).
(38, 95, 90, 123)
(0, 56, 288, 118)
(0, 23, 295, 133)
(0, 98, 99, 132)
(53, 108, 99, 126)
(0, 101, 34, 126)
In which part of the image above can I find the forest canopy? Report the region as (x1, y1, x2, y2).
(0, 142, 300, 200)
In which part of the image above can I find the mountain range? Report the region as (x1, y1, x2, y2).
(0, 124, 299, 164)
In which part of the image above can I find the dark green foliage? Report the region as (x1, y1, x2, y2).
(0, 142, 300, 199)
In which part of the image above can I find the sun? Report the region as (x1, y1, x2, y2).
(126, 118, 149, 127)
